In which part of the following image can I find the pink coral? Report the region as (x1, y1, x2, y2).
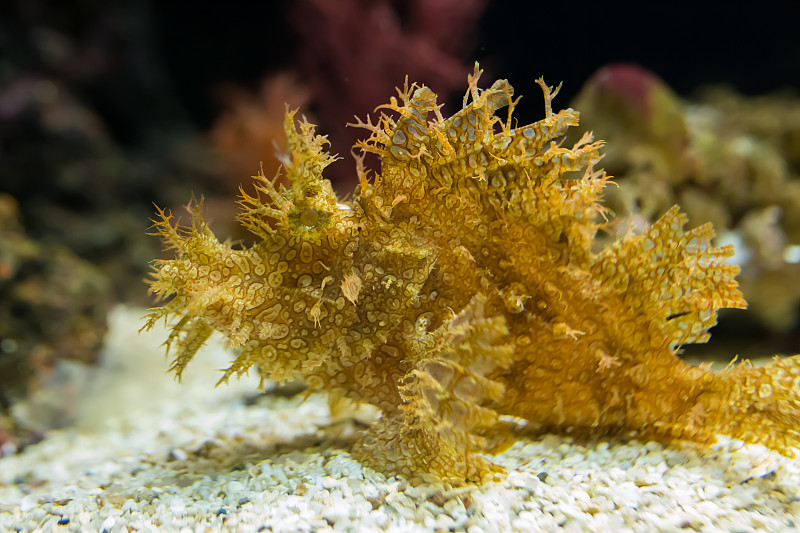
(290, 0, 489, 188)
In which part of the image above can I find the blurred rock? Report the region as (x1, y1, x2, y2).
(0, 193, 111, 454)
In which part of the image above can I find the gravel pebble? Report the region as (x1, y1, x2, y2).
(2, 306, 800, 532)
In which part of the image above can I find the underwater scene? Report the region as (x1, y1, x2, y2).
(2, 1, 800, 531)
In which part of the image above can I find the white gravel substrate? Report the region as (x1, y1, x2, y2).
(2, 306, 800, 532)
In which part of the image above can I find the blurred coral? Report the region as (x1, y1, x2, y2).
(293, 0, 489, 189)
(0, 3, 233, 303)
(208, 0, 489, 193)
(211, 73, 311, 190)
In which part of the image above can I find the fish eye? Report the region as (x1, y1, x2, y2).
(299, 207, 321, 228)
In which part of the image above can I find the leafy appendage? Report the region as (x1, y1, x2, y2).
(592, 205, 747, 351)
(165, 317, 214, 382)
(354, 294, 512, 484)
(237, 110, 341, 241)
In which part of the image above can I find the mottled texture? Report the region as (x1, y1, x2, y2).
(145, 66, 800, 485)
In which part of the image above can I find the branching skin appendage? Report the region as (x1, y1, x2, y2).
(144, 65, 800, 485)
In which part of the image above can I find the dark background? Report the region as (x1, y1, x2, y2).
(3, 0, 798, 185)
(153, 0, 800, 129)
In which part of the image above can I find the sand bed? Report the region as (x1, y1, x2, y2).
(1, 306, 799, 532)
